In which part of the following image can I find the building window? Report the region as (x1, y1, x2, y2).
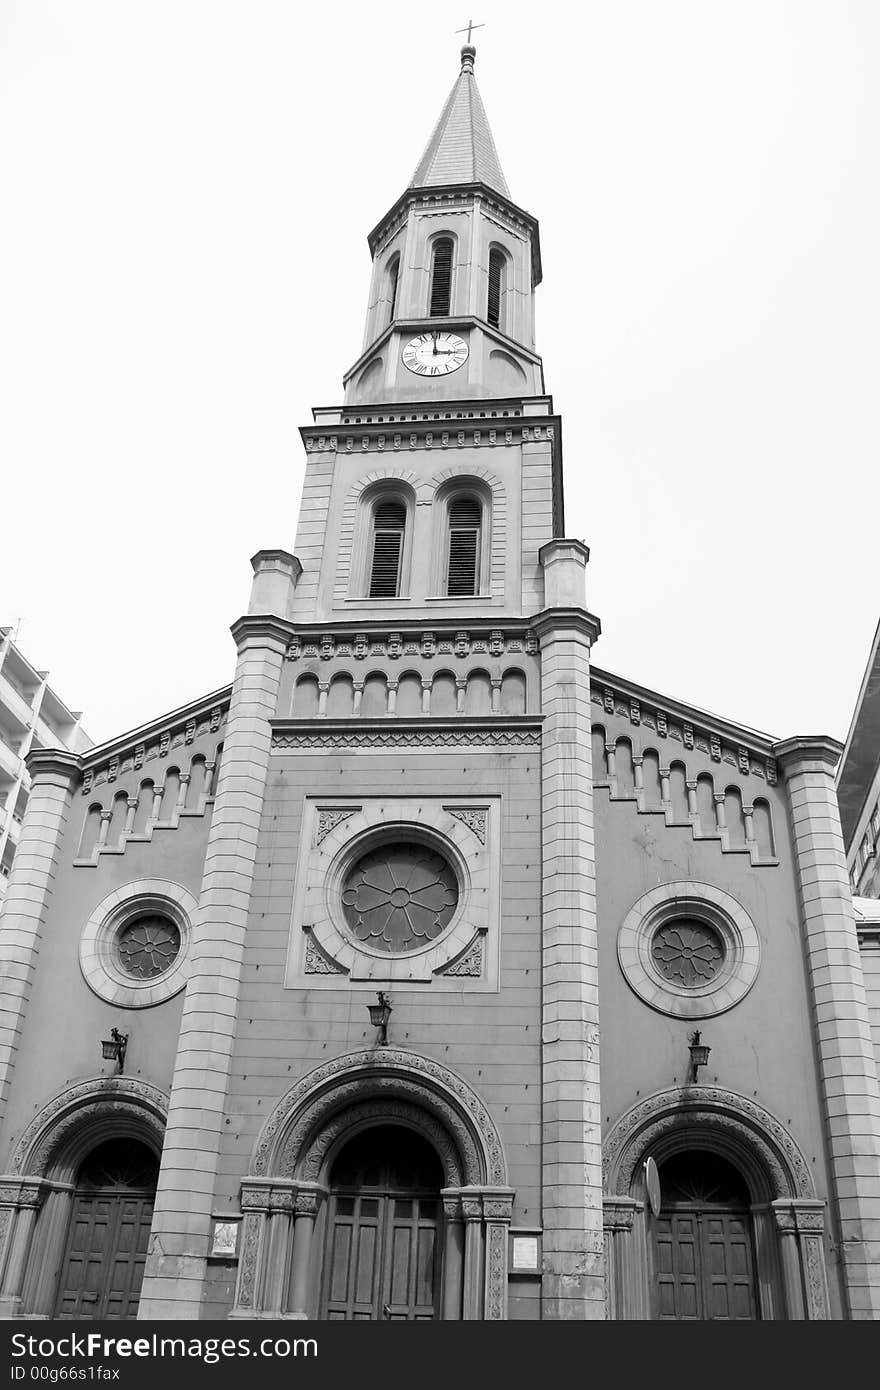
(487, 247, 506, 329)
(429, 238, 454, 317)
(369, 500, 407, 597)
(446, 495, 482, 596)
(341, 842, 459, 954)
(386, 255, 400, 325)
(117, 914, 182, 979)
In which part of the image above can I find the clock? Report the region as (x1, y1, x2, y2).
(402, 331, 468, 377)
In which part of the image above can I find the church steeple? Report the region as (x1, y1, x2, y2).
(344, 44, 543, 407)
(410, 46, 511, 199)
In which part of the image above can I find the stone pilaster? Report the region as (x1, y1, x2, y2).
(138, 554, 298, 1319)
(536, 538, 604, 1319)
(0, 750, 80, 1126)
(775, 735, 880, 1319)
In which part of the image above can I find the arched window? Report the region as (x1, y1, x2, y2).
(369, 499, 407, 597)
(386, 255, 400, 325)
(487, 247, 506, 329)
(446, 494, 482, 596)
(429, 238, 454, 317)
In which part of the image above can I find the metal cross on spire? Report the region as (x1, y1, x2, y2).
(455, 19, 485, 45)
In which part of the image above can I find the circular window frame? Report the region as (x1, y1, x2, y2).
(617, 881, 760, 1019)
(325, 824, 471, 970)
(80, 879, 197, 1008)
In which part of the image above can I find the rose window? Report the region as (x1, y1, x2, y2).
(651, 919, 724, 987)
(341, 843, 459, 954)
(117, 914, 182, 979)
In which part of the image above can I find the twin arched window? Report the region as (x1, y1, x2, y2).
(363, 488, 486, 599)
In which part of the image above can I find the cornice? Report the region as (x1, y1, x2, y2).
(78, 686, 232, 775)
(271, 716, 542, 753)
(24, 747, 83, 786)
(229, 615, 297, 649)
(532, 608, 601, 646)
(772, 735, 844, 774)
(591, 665, 779, 762)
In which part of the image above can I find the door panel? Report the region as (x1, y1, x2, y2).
(55, 1193, 154, 1320)
(652, 1208, 758, 1321)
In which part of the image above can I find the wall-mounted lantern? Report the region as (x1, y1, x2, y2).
(368, 992, 392, 1046)
(101, 1027, 128, 1074)
(687, 1030, 710, 1083)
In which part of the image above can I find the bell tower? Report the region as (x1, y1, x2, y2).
(345, 44, 544, 406)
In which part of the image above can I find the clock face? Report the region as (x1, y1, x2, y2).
(402, 331, 469, 377)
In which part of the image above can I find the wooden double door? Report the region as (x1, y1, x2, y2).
(651, 1151, 758, 1320)
(321, 1126, 442, 1320)
(54, 1138, 158, 1320)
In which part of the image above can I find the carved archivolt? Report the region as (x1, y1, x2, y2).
(251, 1049, 506, 1187)
(603, 1085, 815, 1202)
(10, 1076, 168, 1181)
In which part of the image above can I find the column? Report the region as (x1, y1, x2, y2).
(536, 539, 605, 1319)
(461, 1194, 483, 1319)
(0, 1186, 42, 1318)
(138, 550, 301, 1319)
(772, 1203, 806, 1319)
(774, 736, 880, 1319)
(602, 1198, 645, 1319)
(441, 1192, 464, 1320)
(0, 751, 80, 1123)
(289, 1189, 321, 1319)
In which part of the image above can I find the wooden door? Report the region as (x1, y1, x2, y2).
(651, 1151, 758, 1321)
(54, 1139, 158, 1320)
(321, 1126, 442, 1321)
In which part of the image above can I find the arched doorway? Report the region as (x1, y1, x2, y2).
(54, 1138, 159, 1320)
(651, 1150, 757, 1321)
(321, 1126, 442, 1320)
(602, 1085, 830, 1320)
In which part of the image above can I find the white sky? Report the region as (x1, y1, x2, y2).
(1, 1, 878, 747)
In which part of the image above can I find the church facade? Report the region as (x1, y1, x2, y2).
(1, 46, 879, 1322)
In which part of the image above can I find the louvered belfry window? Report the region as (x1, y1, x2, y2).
(446, 496, 482, 596)
(387, 256, 400, 323)
(487, 248, 505, 328)
(369, 500, 406, 598)
(429, 238, 454, 317)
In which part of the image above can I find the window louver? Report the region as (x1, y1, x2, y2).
(487, 249, 504, 328)
(446, 496, 481, 596)
(430, 239, 453, 317)
(369, 501, 406, 598)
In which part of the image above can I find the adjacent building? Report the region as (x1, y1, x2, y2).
(0, 46, 878, 1322)
(0, 629, 91, 901)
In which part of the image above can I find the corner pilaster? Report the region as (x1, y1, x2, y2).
(0, 750, 81, 1127)
(775, 735, 880, 1319)
(138, 557, 299, 1319)
(535, 548, 604, 1319)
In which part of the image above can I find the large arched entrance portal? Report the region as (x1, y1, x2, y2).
(651, 1150, 757, 1321)
(54, 1138, 159, 1320)
(321, 1126, 443, 1320)
(233, 1049, 512, 1321)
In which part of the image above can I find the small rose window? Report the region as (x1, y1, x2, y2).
(651, 919, 724, 987)
(341, 843, 458, 954)
(117, 914, 182, 979)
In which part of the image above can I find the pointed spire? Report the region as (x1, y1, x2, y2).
(410, 45, 511, 199)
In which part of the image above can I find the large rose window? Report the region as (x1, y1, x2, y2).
(341, 843, 459, 954)
(650, 919, 724, 987)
